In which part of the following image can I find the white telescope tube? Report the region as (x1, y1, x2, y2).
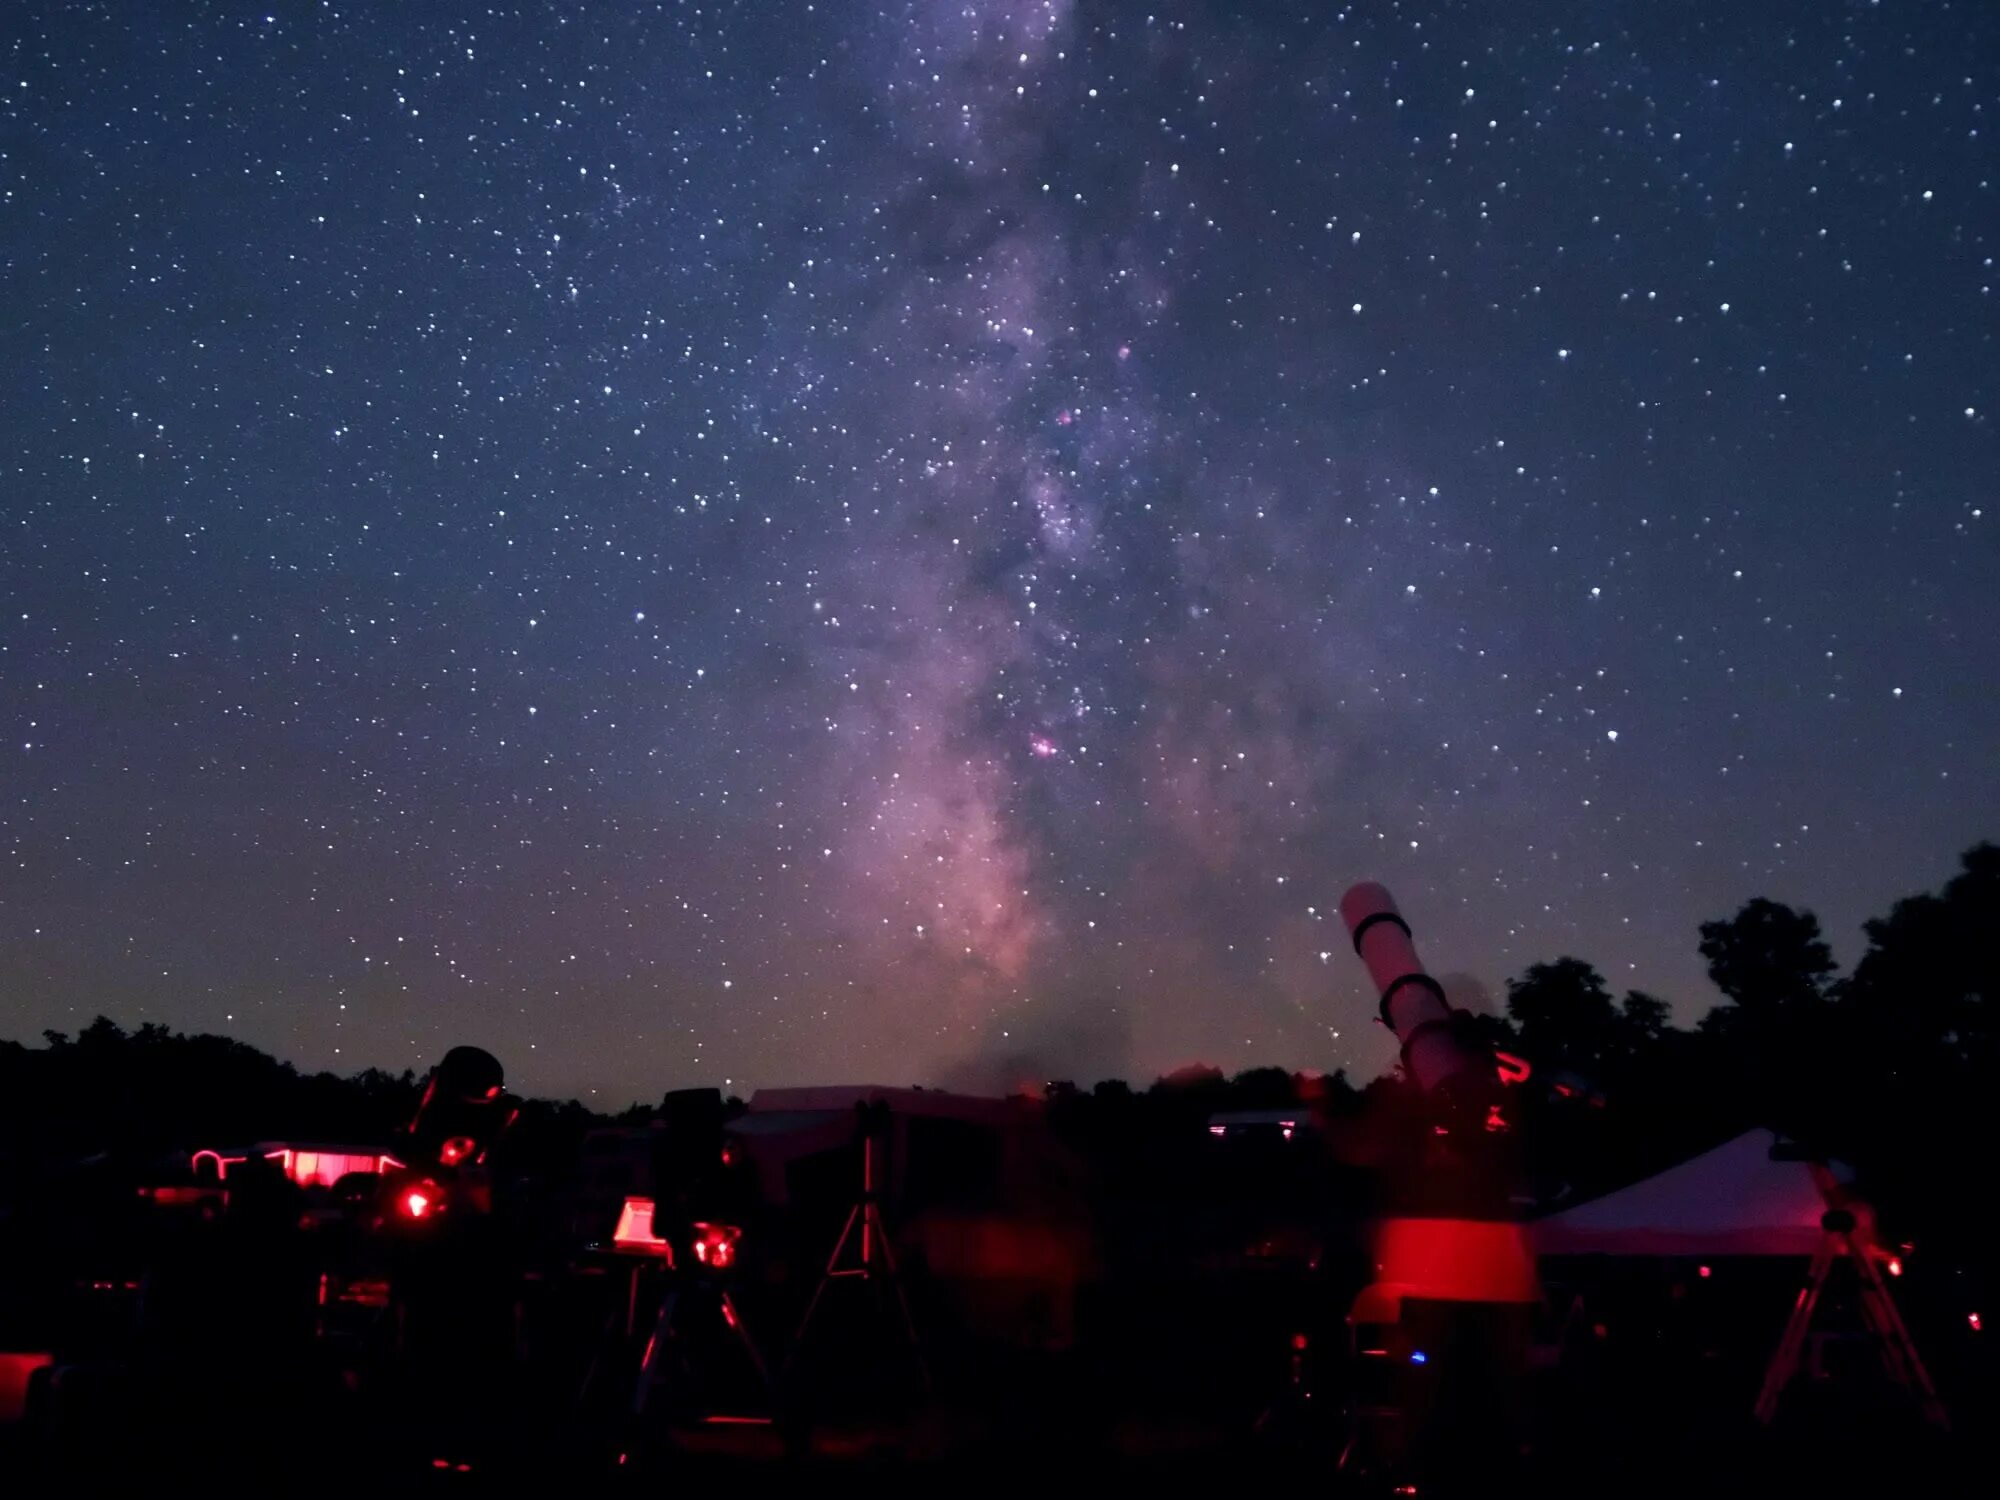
(1339, 881, 1491, 1096)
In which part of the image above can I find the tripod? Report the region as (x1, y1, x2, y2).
(575, 1244, 775, 1427)
(787, 1104, 929, 1391)
(1754, 1201, 1948, 1430)
(631, 1262, 775, 1421)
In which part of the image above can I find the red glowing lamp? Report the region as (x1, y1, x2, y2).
(611, 1196, 676, 1258)
(438, 1135, 477, 1166)
(692, 1221, 742, 1270)
(401, 1184, 438, 1220)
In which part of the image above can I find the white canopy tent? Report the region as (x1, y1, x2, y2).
(1530, 1129, 1948, 1426)
(1533, 1128, 1838, 1258)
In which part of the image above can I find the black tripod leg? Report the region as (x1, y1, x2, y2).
(576, 1304, 623, 1407)
(787, 1202, 861, 1370)
(633, 1288, 679, 1417)
(720, 1290, 775, 1393)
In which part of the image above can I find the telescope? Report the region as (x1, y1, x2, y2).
(370, 1045, 520, 1233)
(407, 1045, 517, 1171)
(1340, 883, 1497, 1102)
(1336, 882, 1536, 1484)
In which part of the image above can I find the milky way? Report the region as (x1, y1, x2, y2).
(2, 3, 1994, 1105)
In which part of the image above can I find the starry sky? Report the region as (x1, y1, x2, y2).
(2, 2, 1994, 1107)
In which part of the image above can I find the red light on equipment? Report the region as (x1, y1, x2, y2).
(0, 1353, 54, 1424)
(1374, 1217, 1540, 1303)
(1970, 1312, 1982, 1333)
(1886, 1256, 1903, 1277)
(438, 1135, 477, 1166)
(611, 1196, 674, 1258)
(402, 1186, 436, 1219)
(1698, 1264, 1712, 1279)
(692, 1221, 741, 1269)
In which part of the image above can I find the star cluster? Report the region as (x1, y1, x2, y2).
(2, 2, 1993, 1104)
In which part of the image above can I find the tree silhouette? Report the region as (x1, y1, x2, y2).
(1615, 991, 1672, 1053)
(1848, 841, 1999, 1069)
(0, 1017, 607, 1183)
(1506, 957, 1619, 1072)
(1696, 897, 1836, 1020)
(1836, 842, 2000, 1262)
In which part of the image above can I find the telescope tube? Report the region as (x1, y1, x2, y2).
(1339, 881, 1493, 1097)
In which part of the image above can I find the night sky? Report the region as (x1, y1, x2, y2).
(3, 2, 1994, 1107)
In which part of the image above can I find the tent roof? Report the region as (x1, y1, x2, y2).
(1533, 1129, 1832, 1257)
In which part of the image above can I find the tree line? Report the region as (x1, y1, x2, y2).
(4, 842, 1992, 1270)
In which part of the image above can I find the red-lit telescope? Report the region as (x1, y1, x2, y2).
(1339, 882, 1493, 1096)
(1336, 882, 1537, 1302)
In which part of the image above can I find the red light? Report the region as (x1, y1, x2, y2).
(0, 1353, 54, 1424)
(612, 1196, 674, 1258)
(1494, 1050, 1532, 1085)
(1291, 1332, 1309, 1351)
(692, 1222, 741, 1269)
(1887, 1256, 1903, 1277)
(1698, 1264, 1712, 1279)
(1971, 1312, 1983, 1333)
(439, 1135, 476, 1166)
(402, 1187, 434, 1219)
(1375, 1218, 1539, 1304)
